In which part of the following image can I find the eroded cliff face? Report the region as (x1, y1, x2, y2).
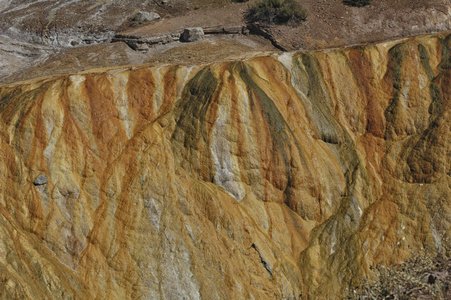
(0, 32, 451, 299)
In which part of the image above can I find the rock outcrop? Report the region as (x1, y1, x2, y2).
(181, 27, 205, 42)
(0, 32, 450, 299)
(132, 11, 161, 24)
(33, 174, 48, 186)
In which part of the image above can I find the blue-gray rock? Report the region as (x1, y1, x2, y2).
(33, 174, 48, 186)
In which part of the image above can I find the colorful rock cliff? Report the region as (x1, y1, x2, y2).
(0, 32, 450, 299)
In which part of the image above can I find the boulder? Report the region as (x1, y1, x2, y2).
(33, 174, 48, 186)
(180, 27, 204, 42)
(133, 11, 160, 23)
(161, 0, 174, 7)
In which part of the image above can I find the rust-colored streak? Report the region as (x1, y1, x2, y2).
(84, 74, 127, 163)
(127, 68, 156, 131)
(158, 66, 179, 116)
(348, 48, 386, 138)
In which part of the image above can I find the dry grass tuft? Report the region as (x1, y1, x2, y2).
(349, 254, 451, 299)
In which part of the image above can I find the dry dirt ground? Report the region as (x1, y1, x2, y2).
(1, 0, 450, 84)
(121, 0, 451, 50)
(276, 0, 451, 50)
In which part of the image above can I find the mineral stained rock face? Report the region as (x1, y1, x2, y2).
(0, 33, 450, 299)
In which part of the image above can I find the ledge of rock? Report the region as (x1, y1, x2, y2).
(180, 27, 204, 42)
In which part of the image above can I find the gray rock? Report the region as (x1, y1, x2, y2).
(133, 11, 161, 23)
(180, 27, 204, 42)
(33, 174, 48, 186)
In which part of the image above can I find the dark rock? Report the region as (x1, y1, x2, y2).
(33, 174, 48, 186)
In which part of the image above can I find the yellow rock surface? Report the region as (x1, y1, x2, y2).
(0, 33, 450, 299)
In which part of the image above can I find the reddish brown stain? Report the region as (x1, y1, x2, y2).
(159, 66, 179, 116)
(127, 68, 156, 131)
(348, 48, 386, 138)
(84, 74, 127, 163)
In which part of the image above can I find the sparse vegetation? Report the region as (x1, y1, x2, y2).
(245, 0, 308, 26)
(343, 0, 372, 7)
(349, 254, 451, 299)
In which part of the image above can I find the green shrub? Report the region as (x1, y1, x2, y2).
(343, 0, 372, 7)
(245, 0, 308, 26)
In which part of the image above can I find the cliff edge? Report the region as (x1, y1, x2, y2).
(0, 31, 450, 299)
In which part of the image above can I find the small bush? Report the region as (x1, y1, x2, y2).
(245, 0, 308, 26)
(343, 0, 372, 7)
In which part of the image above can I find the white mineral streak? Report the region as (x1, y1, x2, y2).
(109, 71, 132, 138)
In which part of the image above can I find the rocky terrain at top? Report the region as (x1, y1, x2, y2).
(1, 0, 451, 84)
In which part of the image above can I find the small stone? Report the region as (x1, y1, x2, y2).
(180, 27, 204, 42)
(133, 11, 160, 23)
(33, 174, 48, 186)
